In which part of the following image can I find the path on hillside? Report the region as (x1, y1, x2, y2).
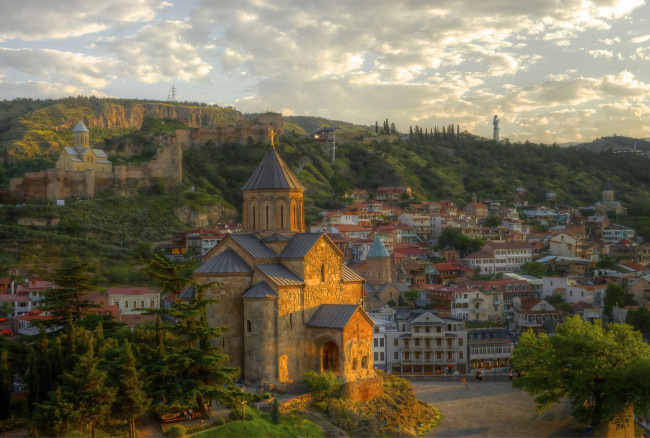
(412, 380, 584, 437)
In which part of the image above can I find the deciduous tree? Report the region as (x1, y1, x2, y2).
(512, 316, 650, 428)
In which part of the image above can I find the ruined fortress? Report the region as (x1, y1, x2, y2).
(2, 112, 284, 202)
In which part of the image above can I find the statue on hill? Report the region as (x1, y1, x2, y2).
(493, 115, 500, 142)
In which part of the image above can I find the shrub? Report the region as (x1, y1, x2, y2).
(269, 399, 281, 424)
(166, 425, 186, 438)
(303, 371, 342, 401)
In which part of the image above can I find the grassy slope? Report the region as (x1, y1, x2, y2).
(192, 408, 324, 438)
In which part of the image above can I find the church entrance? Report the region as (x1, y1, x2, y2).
(321, 341, 340, 373)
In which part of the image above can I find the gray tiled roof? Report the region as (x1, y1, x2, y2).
(307, 304, 359, 328)
(263, 233, 290, 242)
(73, 120, 89, 132)
(194, 248, 253, 274)
(280, 233, 322, 258)
(342, 264, 364, 282)
(180, 284, 195, 298)
(241, 147, 305, 191)
(256, 263, 304, 286)
(231, 234, 277, 259)
(242, 282, 278, 298)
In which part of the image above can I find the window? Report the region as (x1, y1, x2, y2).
(124, 301, 129, 308)
(380, 338, 384, 347)
(374, 339, 378, 347)
(150, 300, 155, 308)
(374, 352, 378, 361)
(281, 205, 285, 229)
(394, 338, 398, 346)
(141, 300, 145, 308)
(459, 351, 463, 359)
(321, 264, 325, 283)
(380, 352, 384, 361)
(458, 338, 463, 346)
(394, 352, 399, 359)
(265, 205, 269, 229)
(247, 320, 252, 333)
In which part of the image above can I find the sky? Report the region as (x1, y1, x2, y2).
(1, 0, 650, 144)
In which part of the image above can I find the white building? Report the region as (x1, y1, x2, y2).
(107, 287, 160, 314)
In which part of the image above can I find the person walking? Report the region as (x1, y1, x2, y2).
(509, 369, 513, 381)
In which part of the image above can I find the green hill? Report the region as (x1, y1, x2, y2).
(2, 97, 650, 280)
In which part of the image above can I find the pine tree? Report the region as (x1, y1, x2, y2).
(375, 121, 378, 134)
(38, 261, 99, 330)
(0, 349, 12, 438)
(61, 342, 116, 438)
(113, 340, 150, 438)
(32, 386, 77, 438)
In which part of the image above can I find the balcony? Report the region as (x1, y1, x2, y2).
(402, 357, 460, 365)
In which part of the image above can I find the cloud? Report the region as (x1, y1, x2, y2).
(0, 48, 115, 88)
(100, 21, 212, 83)
(0, 0, 168, 41)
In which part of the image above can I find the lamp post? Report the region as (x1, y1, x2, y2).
(241, 399, 247, 422)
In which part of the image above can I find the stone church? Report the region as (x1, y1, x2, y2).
(191, 135, 374, 386)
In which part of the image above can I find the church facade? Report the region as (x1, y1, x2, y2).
(192, 136, 374, 386)
(55, 121, 112, 172)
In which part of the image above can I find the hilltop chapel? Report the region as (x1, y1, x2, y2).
(189, 131, 374, 387)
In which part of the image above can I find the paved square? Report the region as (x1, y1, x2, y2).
(411, 380, 584, 437)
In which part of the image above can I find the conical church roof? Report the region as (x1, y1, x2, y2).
(367, 235, 389, 258)
(241, 146, 305, 191)
(73, 120, 89, 132)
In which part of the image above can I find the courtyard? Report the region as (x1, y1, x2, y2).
(411, 380, 584, 437)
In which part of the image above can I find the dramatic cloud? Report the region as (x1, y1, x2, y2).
(1, 0, 649, 142)
(0, 0, 168, 41)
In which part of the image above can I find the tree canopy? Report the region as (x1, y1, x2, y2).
(521, 261, 547, 278)
(512, 316, 650, 427)
(437, 227, 483, 255)
(603, 284, 637, 316)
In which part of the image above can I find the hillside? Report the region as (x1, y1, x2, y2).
(573, 135, 650, 153)
(0, 96, 243, 163)
(2, 97, 650, 279)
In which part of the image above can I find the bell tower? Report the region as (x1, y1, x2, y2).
(241, 129, 305, 236)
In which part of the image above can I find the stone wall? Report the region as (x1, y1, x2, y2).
(341, 376, 384, 402)
(3, 137, 182, 202)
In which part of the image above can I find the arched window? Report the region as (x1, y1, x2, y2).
(265, 205, 269, 229)
(252, 207, 256, 229)
(247, 320, 252, 333)
(281, 205, 285, 229)
(353, 358, 358, 370)
(321, 264, 325, 283)
(292, 204, 297, 229)
(361, 356, 368, 369)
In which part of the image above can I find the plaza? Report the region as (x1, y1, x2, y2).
(411, 380, 584, 437)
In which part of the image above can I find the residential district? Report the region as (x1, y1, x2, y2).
(1, 125, 650, 437)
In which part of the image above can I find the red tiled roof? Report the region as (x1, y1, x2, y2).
(107, 287, 157, 296)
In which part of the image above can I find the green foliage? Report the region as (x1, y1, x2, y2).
(603, 284, 637, 316)
(596, 256, 618, 270)
(37, 260, 102, 330)
(196, 407, 323, 438)
(512, 316, 650, 427)
(521, 261, 547, 278)
(437, 227, 484, 255)
(404, 289, 420, 305)
(166, 424, 187, 438)
(543, 295, 572, 313)
(302, 371, 342, 401)
(0, 302, 14, 318)
(269, 399, 281, 424)
(484, 216, 502, 227)
(625, 306, 650, 339)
